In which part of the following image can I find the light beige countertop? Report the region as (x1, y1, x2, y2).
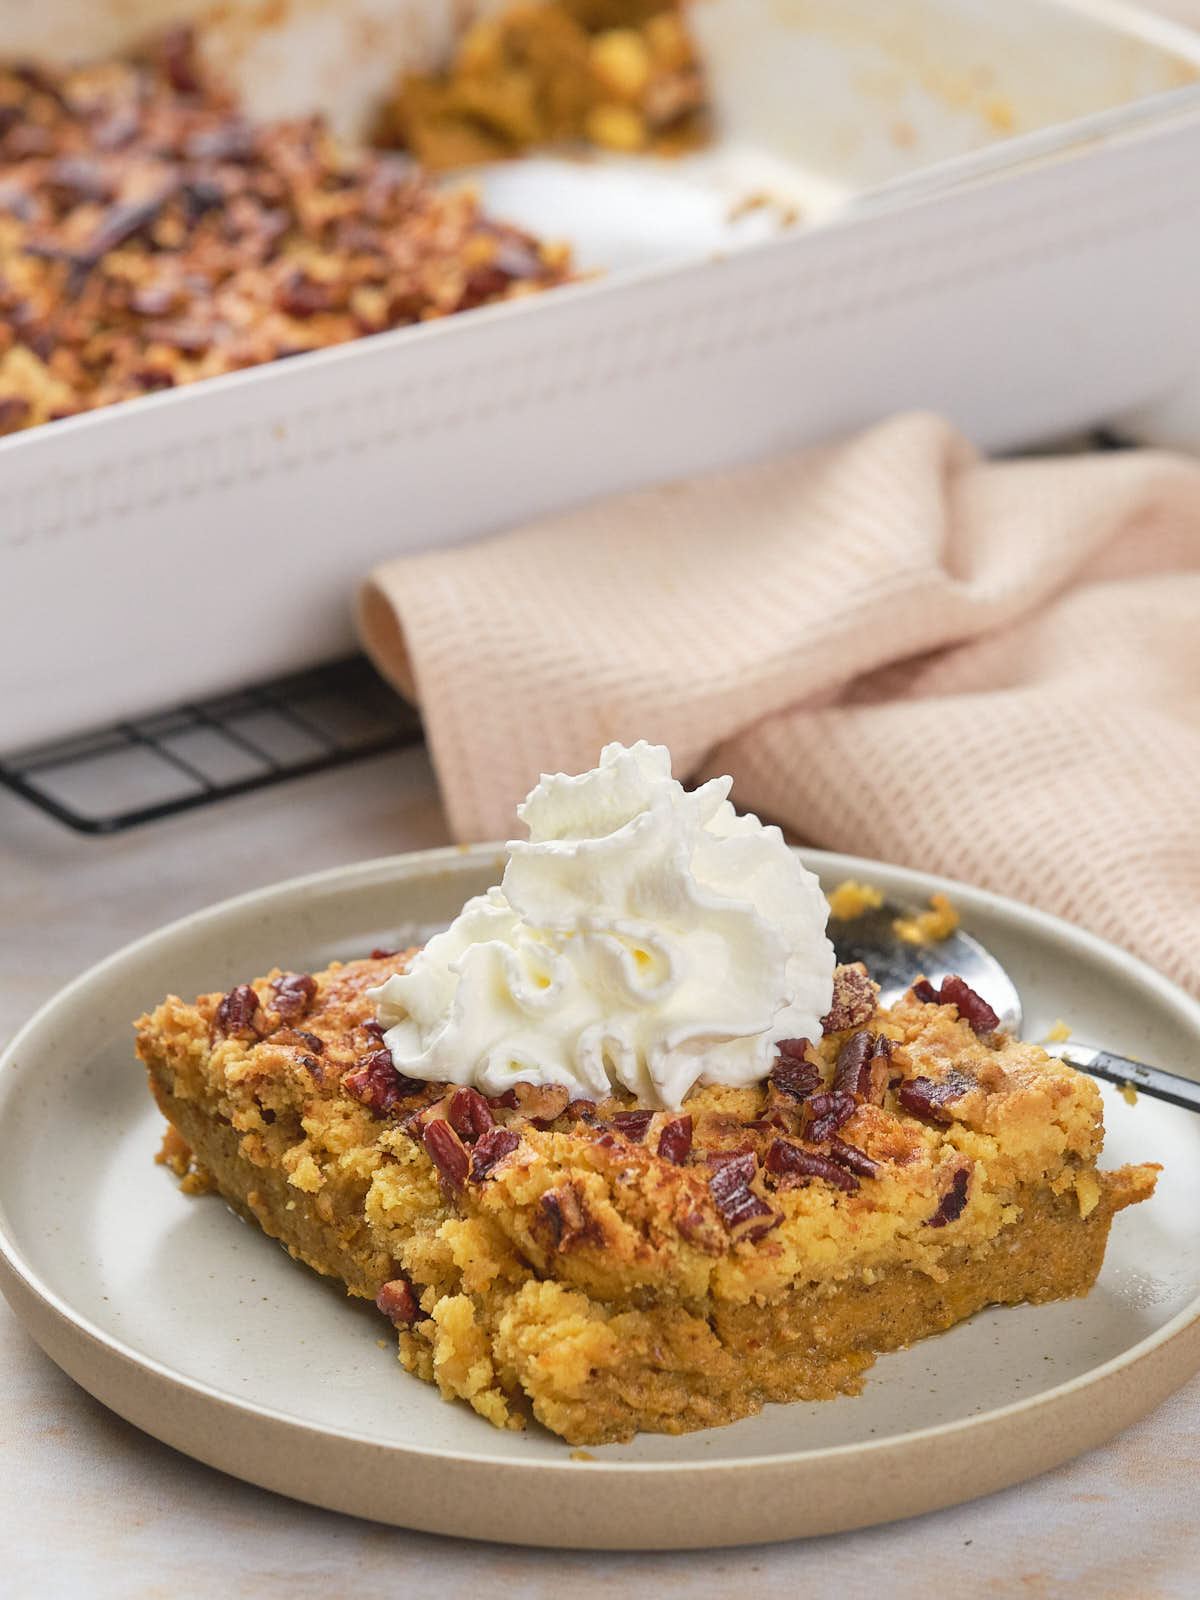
(2, 747, 1198, 1598)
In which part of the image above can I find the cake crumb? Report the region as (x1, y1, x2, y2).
(155, 1124, 192, 1175)
(827, 880, 884, 919)
(571, 1449, 597, 1462)
(893, 892, 959, 944)
(1044, 1019, 1072, 1043)
(1120, 1082, 1139, 1106)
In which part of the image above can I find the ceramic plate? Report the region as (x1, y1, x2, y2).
(1, 845, 1198, 1550)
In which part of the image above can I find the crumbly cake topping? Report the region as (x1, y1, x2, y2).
(0, 28, 570, 434)
(138, 938, 1157, 1443)
(143, 949, 1110, 1298)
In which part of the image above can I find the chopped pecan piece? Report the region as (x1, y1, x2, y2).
(447, 1086, 495, 1143)
(657, 1115, 692, 1165)
(271, 972, 317, 1020)
(0, 397, 31, 434)
(159, 23, 203, 94)
(764, 1138, 859, 1193)
(512, 1082, 570, 1124)
(827, 1137, 880, 1179)
(369, 948, 400, 961)
(610, 1110, 654, 1141)
(360, 1019, 387, 1044)
(708, 1152, 779, 1240)
(470, 1126, 521, 1182)
(770, 1047, 821, 1101)
(776, 1037, 812, 1063)
(540, 1182, 589, 1248)
(897, 1070, 974, 1123)
(274, 1027, 324, 1054)
(344, 1048, 424, 1116)
(704, 1143, 757, 1169)
(821, 963, 879, 1033)
(832, 1030, 892, 1103)
(565, 1098, 597, 1120)
(675, 1200, 727, 1255)
(375, 1277, 418, 1326)
(213, 983, 259, 1037)
(805, 1091, 856, 1143)
(927, 1166, 971, 1227)
(911, 975, 999, 1034)
(422, 1118, 470, 1190)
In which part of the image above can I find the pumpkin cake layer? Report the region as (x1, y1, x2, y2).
(136, 954, 1157, 1446)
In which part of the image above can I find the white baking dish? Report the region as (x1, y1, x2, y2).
(3, 0, 1200, 752)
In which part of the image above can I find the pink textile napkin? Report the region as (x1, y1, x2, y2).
(357, 413, 1200, 997)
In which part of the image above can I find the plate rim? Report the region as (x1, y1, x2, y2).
(2, 843, 1198, 1543)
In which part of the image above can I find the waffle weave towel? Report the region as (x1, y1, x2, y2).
(357, 413, 1200, 996)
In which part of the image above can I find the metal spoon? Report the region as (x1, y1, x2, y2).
(827, 899, 1200, 1114)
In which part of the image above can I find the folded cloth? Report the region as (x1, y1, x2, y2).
(357, 412, 1200, 997)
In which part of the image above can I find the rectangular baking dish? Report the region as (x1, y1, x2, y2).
(3, 0, 1200, 752)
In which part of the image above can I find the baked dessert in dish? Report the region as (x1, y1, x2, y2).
(0, 28, 570, 435)
(137, 743, 1158, 1446)
(377, 0, 708, 169)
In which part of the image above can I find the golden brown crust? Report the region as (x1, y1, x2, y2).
(136, 952, 1159, 1445)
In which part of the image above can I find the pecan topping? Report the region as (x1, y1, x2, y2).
(821, 963, 879, 1034)
(0, 397, 31, 434)
(704, 1143, 757, 1169)
(540, 1182, 590, 1248)
(512, 1082, 570, 1125)
(832, 1030, 892, 1103)
(274, 1027, 324, 1054)
(344, 1048, 423, 1116)
(213, 983, 259, 1037)
(657, 1115, 692, 1165)
(827, 1137, 880, 1179)
(360, 1019, 387, 1044)
(610, 1110, 654, 1142)
(911, 975, 1000, 1034)
(160, 24, 203, 94)
(447, 1086, 495, 1144)
(271, 972, 317, 1020)
(764, 1139, 859, 1193)
(470, 1126, 521, 1182)
(565, 1098, 597, 1120)
(375, 1277, 418, 1326)
(369, 948, 400, 961)
(708, 1152, 779, 1240)
(675, 1202, 727, 1255)
(422, 1118, 470, 1190)
(805, 1091, 856, 1143)
(927, 1166, 971, 1227)
(0, 40, 571, 440)
(897, 1070, 974, 1123)
(770, 1043, 821, 1101)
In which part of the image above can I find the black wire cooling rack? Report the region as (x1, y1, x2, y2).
(0, 654, 424, 836)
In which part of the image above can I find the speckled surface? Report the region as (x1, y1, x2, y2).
(2, 744, 1199, 1591)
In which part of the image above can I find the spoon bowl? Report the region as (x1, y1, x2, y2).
(828, 895, 1200, 1114)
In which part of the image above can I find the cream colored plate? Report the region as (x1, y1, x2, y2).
(1, 845, 1198, 1549)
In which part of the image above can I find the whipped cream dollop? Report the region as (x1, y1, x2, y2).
(370, 742, 836, 1110)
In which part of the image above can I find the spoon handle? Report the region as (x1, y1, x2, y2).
(1050, 1044, 1200, 1113)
